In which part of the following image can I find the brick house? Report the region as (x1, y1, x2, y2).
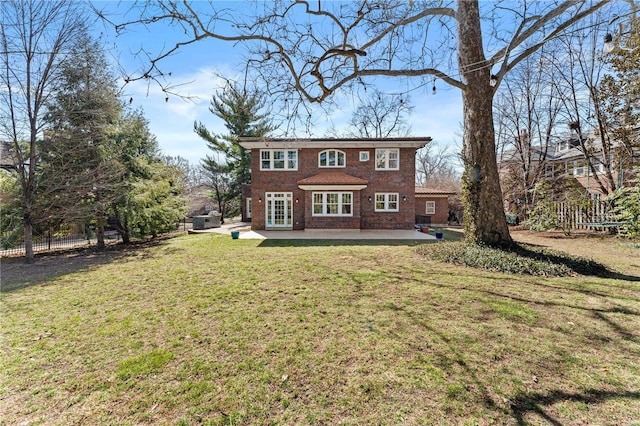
(238, 137, 432, 231)
(415, 187, 457, 227)
(498, 129, 639, 218)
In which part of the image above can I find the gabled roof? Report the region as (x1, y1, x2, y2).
(0, 142, 16, 170)
(239, 137, 431, 149)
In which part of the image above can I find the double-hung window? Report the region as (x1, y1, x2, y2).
(260, 149, 298, 170)
(425, 201, 436, 215)
(375, 149, 399, 170)
(312, 192, 352, 216)
(319, 149, 345, 168)
(375, 193, 399, 212)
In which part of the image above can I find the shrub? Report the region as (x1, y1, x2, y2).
(523, 181, 559, 231)
(610, 168, 640, 238)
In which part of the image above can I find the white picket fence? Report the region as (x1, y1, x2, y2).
(555, 200, 619, 231)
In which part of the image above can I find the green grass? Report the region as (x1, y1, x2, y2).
(1, 232, 639, 425)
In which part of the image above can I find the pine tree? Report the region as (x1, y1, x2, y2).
(194, 82, 275, 220)
(42, 29, 123, 250)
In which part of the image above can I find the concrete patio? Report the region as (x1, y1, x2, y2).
(190, 222, 438, 240)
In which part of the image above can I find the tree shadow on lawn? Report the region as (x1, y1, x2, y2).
(505, 242, 640, 281)
(510, 389, 640, 426)
(393, 298, 640, 425)
(0, 237, 175, 293)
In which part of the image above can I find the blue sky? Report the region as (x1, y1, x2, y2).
(94, 2, 464, 166)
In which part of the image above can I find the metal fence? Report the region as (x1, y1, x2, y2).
(0, 231, 104, 257)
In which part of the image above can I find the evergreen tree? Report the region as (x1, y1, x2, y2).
(42, 29, 123, 250)
(194, 82, 275, 221)
(110, 110, 187, 242)
(598, 15, 640, 189)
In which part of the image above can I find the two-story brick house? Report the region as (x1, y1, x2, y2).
(238, 137, 431, 231)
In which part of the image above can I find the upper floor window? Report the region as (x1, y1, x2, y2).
(261, 149, 298, 170)
(375, 149, 399, 170)
(319, 149, 345, 168)
(375, 193, 399, 212)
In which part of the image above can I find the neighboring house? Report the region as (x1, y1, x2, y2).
(238, 137, 432, 231)
(0, 142, 16, 171)
(499, 130, 636, 213)
(415, 187, 457, 227)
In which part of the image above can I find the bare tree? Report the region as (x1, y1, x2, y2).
(1, 0, 87, 263)
(416, 143, 460, 189)
(494, 51, 565, 218)
(550, 19, 621, 196)
(102, 0, 617, 245)
(345, 89, 413, 138)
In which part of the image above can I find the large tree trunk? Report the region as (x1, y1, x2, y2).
(95, 188, 106, 250)
(457, 0, 512, 246)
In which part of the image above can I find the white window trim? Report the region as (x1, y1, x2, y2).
(425, 201, 436, 215)
(318, 149, 346, 168)
(375, 148, 400, 170)
(374, 193, 399, 212)
(544, 164, 554, 178)
(359, 151, 370, 162)
(312, 192, 353, 216)
(260, 149, 298, 170)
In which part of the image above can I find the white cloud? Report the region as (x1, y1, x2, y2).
(123, 66, 233, 165)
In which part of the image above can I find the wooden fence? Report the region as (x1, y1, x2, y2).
(555, 200, 618, 231)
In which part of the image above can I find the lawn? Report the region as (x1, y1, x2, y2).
(1, 231, 639, 425)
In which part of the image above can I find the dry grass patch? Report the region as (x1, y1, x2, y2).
(1, 232, 639, 425)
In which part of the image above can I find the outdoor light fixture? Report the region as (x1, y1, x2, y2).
(258, 197, 262, 203)
(603, 33, 638, 54)
(402, 195, 408, 202)
(489, 74, 498, 87)
(368, 196, 372, 202)
(295, 198, 299, 203)
(603, 33, 614, 54)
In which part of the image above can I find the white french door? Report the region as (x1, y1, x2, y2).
(265, 192, 293, 229)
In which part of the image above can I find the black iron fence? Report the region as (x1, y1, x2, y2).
(0, 230, 105, 257)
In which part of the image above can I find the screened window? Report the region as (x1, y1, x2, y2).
(312, 192, 353, 216)
(425, 201, 436, 215)
(319, 150, 346, 168)
(375, 193, 399, 212)
(260, 149, 298, 170)
(375, 149, 399, 170)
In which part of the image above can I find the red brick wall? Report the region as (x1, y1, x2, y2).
(249, 147, 417, 230)
(415, 195, 449, 226)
